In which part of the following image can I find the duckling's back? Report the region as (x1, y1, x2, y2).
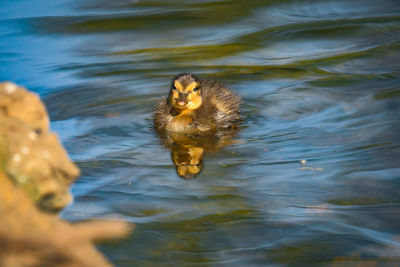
(194, 78, 242, 130)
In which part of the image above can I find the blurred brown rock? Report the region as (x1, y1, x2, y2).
(0, 82, 80, 211)
(0, 81, 49, 130)
(0, 82, 133, 266)
(0, 171, 132, 267)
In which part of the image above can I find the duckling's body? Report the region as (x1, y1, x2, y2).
(154, 74, 242, 135)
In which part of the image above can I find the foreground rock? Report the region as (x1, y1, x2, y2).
(0, 171, 131, 267)
(0, 82, 132, 266)
(0, 82, 79, 211)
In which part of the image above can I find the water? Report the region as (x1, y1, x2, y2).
(1, 0, 400, 265)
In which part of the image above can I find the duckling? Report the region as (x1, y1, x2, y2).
(154, 73, 242, 135)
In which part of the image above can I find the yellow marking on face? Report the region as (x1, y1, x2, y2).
(174, 80, 183, 91)
(187, 91, 202, 110)
(171, 90, 179, 101)
(185, 81, 199, 93)
(170, 82, 202, 111)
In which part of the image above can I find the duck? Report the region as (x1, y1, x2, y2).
(154, 73, 242, 136)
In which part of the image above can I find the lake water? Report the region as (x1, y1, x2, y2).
(1, 0, 400, 265)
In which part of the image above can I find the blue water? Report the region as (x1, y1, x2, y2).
(1, 0, 400, 265)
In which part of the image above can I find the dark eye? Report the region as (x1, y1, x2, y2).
(172, 87, 177, 91)
(193, 87, 199, 92)
(34, 128, 43, 135)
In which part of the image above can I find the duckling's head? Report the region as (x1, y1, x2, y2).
(169, 74, 202, 111)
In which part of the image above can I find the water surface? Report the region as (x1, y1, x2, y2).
(1, 0, 400, 265)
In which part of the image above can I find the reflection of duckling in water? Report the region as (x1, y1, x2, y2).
(154, 74, 243, 179)
(164, 132, 238, 179)
(154, 73, 242, 135)
(171, 144, 204, 179)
